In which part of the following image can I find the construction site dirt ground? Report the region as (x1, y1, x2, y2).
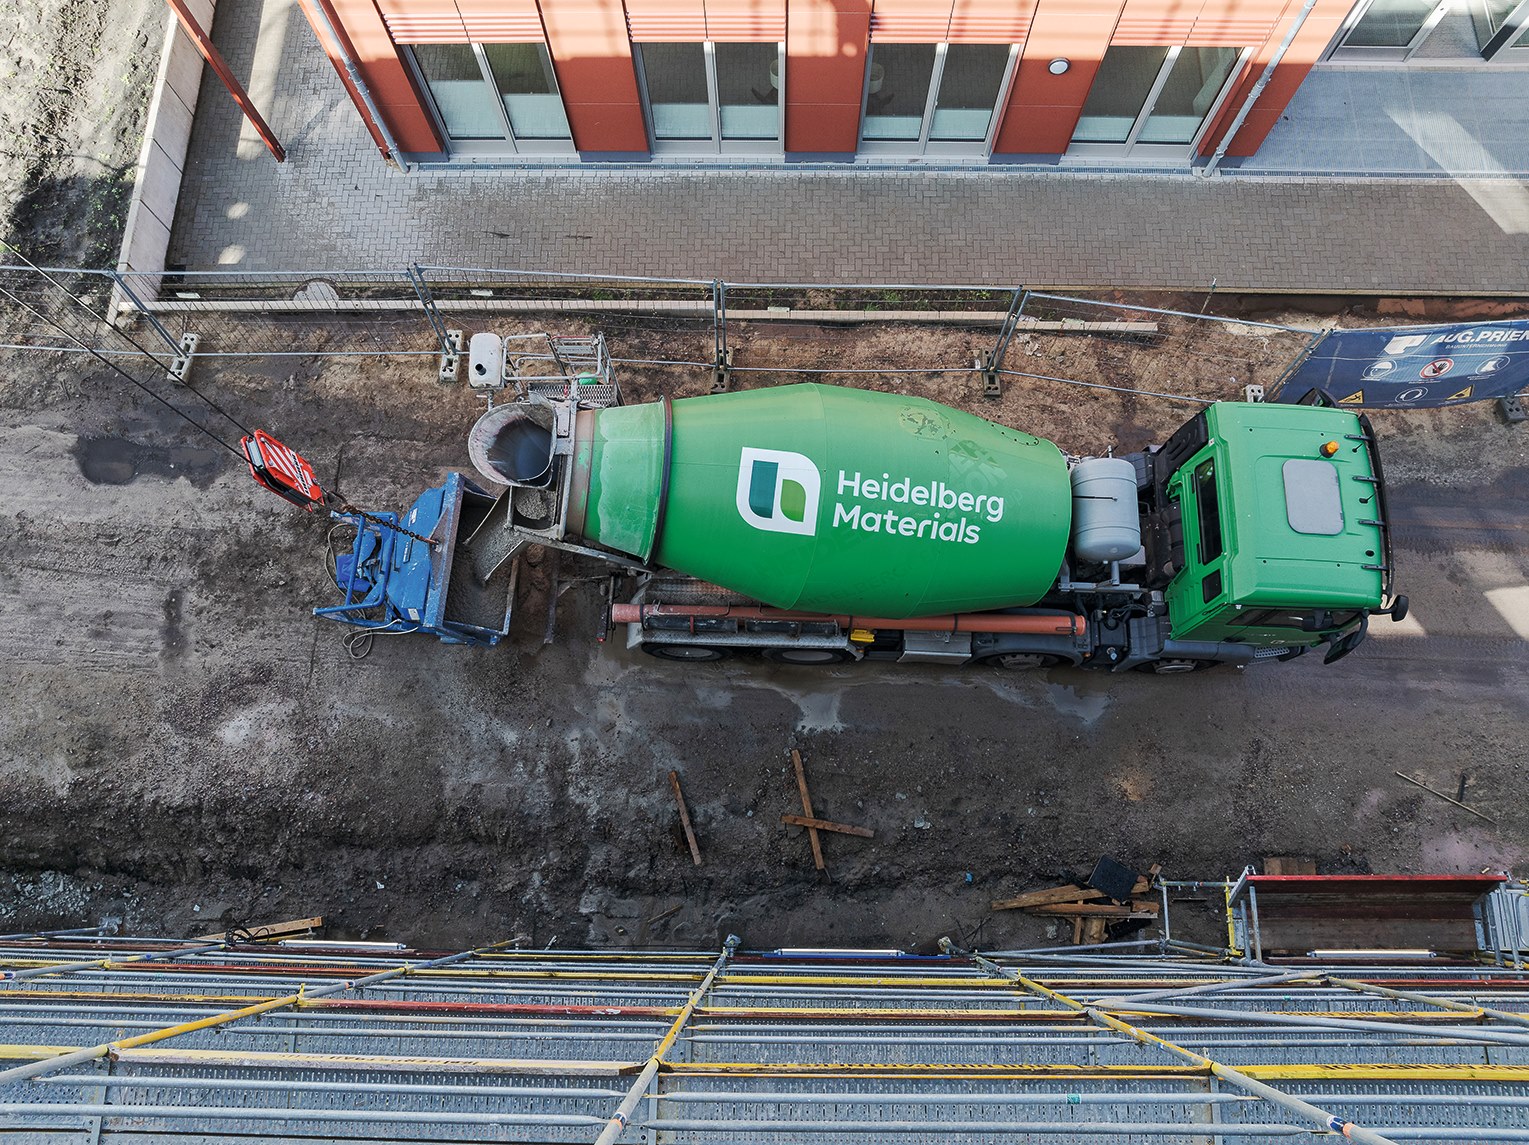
(1, 308, 1527, 954)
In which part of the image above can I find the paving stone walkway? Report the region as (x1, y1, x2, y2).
(167, 0, 1529, 294)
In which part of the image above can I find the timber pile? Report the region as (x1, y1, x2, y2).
(991, 862, 1162, 945)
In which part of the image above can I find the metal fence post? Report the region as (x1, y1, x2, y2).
(407, 264, 452, 359)
(1268, 327, 1333, 402)
(108, 271, 182, 357)
(711, 279, 732, 393)
(982, 288, 1029, 398)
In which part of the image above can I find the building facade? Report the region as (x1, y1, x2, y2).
(303, 0, 1529, 167)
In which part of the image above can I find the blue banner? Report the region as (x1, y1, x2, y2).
(1275, 320, 1529, 409)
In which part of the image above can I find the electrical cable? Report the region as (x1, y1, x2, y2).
(13, 252, 253, 438)
(0, 281, 247, 461)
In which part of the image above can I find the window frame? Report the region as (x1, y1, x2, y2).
(1323, 0, 1455, 61)
(407, 41, 576, 157)
(856, 42, 1021, 157)
(633, 41, 786, 156)
(1066, 45, 1254, 161)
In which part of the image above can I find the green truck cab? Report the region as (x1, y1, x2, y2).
(1151, 402, 1403, 668)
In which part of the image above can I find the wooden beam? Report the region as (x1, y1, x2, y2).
(791, 749, 824, 871)
(668, 770, 702, 866)
(781, 814, 873, 838)
(165, 0, 286, 162)
(194, 916, 323, 942)
(991, 886, 1106, 911)
(1031, 901, 1160, 918)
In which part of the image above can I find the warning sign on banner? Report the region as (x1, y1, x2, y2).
(1275, 320, 1529, 409)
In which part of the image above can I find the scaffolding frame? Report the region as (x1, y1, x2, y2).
(1, 922, 1527, 1144)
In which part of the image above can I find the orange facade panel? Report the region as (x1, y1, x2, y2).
(705, 0, 787, 38)
(625, 0, 708, 39)
(947, 0, 1036, 43)
(1199, 0, 1348, 156)
(786, 0, 872, 152)
(869, 0, 952, 41)
(375, 0, 469, 42)
(1111, 0, 1203, 44)
(541, 0, 650, 150)
(993, 0, 1119, 154)
(454, 0, 546, 39)
(321, 0, 444, 151)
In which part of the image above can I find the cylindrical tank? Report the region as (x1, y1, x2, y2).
(564, 384, 1071, 619)
(1069, 457, 1141, 564)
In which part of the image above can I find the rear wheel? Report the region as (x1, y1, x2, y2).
(762, 647, 855, 665)
(973, 652, 1066, 670)
(642, 643, 732, 663)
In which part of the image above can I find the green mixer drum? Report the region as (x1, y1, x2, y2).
(579, 384, 1072, 618)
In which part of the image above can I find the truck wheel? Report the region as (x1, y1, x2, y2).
(973, 652, 1065, 670)
(762, 648, 854, 665)
(643, 644, 731, 662)
(1135, 658, 1217, 674)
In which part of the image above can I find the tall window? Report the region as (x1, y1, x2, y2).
(1470, 0, 1529, 54)
(1073, 46, 1243, 154)
(412, 42, 574, 154)
(1330, 0, 1452, 56)
(636, 43, 783, 152)
(860, 43, 1017, 153)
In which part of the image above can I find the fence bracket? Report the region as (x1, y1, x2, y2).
(167, 332, 200, 384)
(710, 348, 733, 394)
(978, 354, 1002, 399)
(438, 328, 464, 384)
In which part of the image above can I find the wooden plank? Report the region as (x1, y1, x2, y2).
(1081, 917, 1109, 945)
(1263, 856, 1317, 876)
(791, 749, 824, 871)
(781, 814, 873, 838)
(668, 770, 702, 866)
(195, 916, 323, 943)
(991, 885, 1105, 911)
(1031, 901, 1160, 918)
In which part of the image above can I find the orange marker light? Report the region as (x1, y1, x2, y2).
(1320, 440, 1340, 458)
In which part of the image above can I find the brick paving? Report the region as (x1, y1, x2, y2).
(166, 0, 1529, 294)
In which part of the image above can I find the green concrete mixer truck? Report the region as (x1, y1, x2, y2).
(321, 382, 1407, 671)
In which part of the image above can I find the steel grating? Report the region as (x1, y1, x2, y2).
(0, 934, 1527, 1143)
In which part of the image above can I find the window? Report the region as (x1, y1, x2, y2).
(636, 42, 783, 152)
(1194, 459, 1223, 564)
(860, 43, 1017, 153)
(411, 42, 574, 154)
(1073, 46, 1245, 154)
(862, 44, 938, 142)
(1329, 0, 1452, 57)
(1471, 0, 1529, 54)
(930, 45, 1012, 142)
(717, 43, 780, 141)
(484, 44, 571, 140)
(414, 44, 506, 141)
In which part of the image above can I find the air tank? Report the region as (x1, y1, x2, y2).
(1069, 457, 1142, 564)
(557, 384, 1071, 619)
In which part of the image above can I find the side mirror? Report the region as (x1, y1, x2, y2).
(1387, 595, 1410, 623)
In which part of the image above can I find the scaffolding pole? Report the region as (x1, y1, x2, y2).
(0, 941, 508, 1086)
(593, 934, 739, 1145)
(953, 941, 1403, 1145)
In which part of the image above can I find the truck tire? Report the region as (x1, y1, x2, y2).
(762, 647, 855, 665)
(1134, 658, 1218, 674)
(642, 644, 733, 663)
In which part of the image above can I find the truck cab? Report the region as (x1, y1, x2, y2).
(1152, 402, 1400, 666)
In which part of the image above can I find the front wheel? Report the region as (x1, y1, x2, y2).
(1134, 658, 1219, 674)
(642, 643, 733, 663)
(762, 647, 855, 666)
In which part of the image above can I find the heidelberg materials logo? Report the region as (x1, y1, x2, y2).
(736, 448, 820, 536)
